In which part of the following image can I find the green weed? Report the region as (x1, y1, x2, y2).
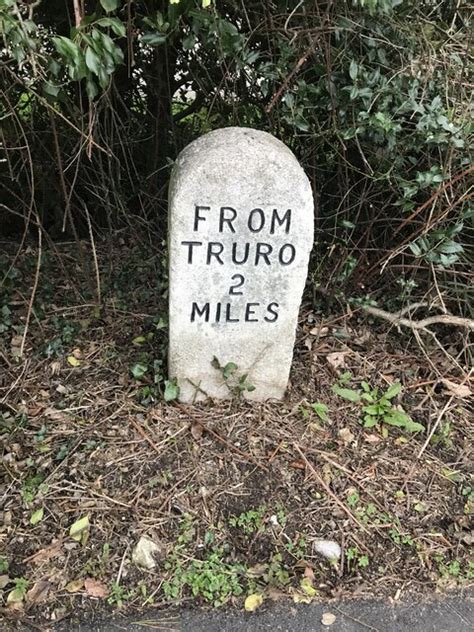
(228, 506, 266, 534)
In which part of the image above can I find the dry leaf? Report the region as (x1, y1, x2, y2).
(67, 355, 81, 367)
(132, 536, 163, 570)
(69, 515, 89, 544)
(10, 335, 23, 347)
(246, 563, 267, 578)
(303, 566, 315, 581)
(0, 575, 10, 589)
(291, 588, 312, 604)
(50, 361, 61, 375)
(7, 587, 25, 610)
(300, 576, 316, 597)
(27, 580, 52, 604)
(322, 612, 336, 626)
(289, 460, 306, 470)
(363, 433, 381, 444)
(338, 427, 355, 446)
(84, 577, 109, 598)
(326, 351, 348, 371)
(322, 462, 333, 485)
(309, 326, 329, 337)
(244, 593, 264, 612)
(441, 379, 471, 399)
(25, 539, 62, 564)
(65, 579, 84, 593)
(191, 422, 204, 440)
(30, 507, 44, 525)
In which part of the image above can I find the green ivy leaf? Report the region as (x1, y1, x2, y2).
(131, 363, 148, 379)
(164, 379, 179, 402)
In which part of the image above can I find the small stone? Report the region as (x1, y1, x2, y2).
(131, 536, 162, 570)
(313, 539, 341, 561)
(322, 612, 336, 626)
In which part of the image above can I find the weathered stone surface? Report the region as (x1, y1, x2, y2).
(168, 127, 313, 402)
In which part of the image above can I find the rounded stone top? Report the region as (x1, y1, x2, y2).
(170, 126, 310, 201)
(179, 126, 297, 161)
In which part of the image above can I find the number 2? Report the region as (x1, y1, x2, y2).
(229, 274, 245, 295)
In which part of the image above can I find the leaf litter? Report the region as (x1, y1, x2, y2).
(0, 240, 472, 626)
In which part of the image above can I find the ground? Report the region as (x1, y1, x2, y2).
(0, 237, 472, 629)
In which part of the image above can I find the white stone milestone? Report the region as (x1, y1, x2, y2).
(168, 127, 313, 402)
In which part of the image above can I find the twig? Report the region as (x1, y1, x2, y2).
(393, 165, 474, 236)
(19, 227, 42, 357)
(174, 402, 268, 472)
(362, 305, 474, 331)
(294, 444, 370, 535)
(116, 544, 129, 585)
(130, 417, 162, 457)
(417, 395, 455, 460)
(265, 40, 317, 113)
(332, 606, 381, 632)
(84, 204, 102, 303)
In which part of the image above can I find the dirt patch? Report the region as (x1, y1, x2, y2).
(0, 240, 472, 628)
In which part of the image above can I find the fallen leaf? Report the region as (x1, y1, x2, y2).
(132, 335, 147, 345)
(363, 433, 381, 444)
(65, 579, 84, 593)
(338, 427, 355, 445)
(84, 577, 109, 598)
(441, 379, 471, 399)
(244, 593, 264, 612)
(291, 588, 312, 604)
(246, 563, 267, 578)
(300, 576, 317, 597)
(0, 575, 10, 589)
(289, 460, 306, 470)
(11, 335, 23, 347)
(7, 587, 25, 609)
(67, 355, 81, 367)
(190, 422, 204, 440)
(309, 326, 329, 336)
(69, 515, 89, 544)
(49, 360, 61, 375)
(25, 539, 62, 564)
(303, 566, 315, 581)
(326, 351, 348, 371)
(30, 507, 44, 525)
(132, 536, 163, 570)
(27, 580, 52, 604)
(322, 612, 336, 626)
(322, 462, 333, 485)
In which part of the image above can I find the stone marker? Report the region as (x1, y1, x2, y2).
(168, 127, 313, 402)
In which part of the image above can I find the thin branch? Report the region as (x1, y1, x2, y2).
(362, 305, 474, 331)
